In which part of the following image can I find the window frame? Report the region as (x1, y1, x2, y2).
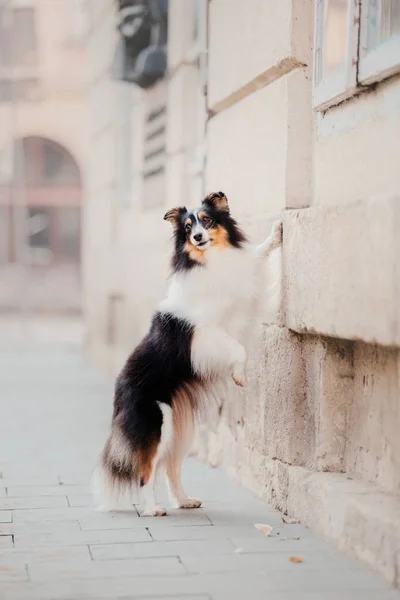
(313, 0, 360, 111)
(313, 0, 400, 110)
(358, 1, 400, 85)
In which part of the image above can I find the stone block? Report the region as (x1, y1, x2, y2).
(1, 496, 68, 510)
(282, 467, 400, 586)
(28, 556, 185, 581)
(6, 485, 90, 497)
(208, 0, 312, 108)
(206, 81, 288, 217)
(314, 77, 400, 208)
(0, 558, 28, 582)
(168, 0, 197, 69)
(262, 326, 315, 468)
(90, 539, 234, 561)
(166, 151, 189, 209)
(0, 534, 13, 549)
(12, 507, 96, 524)
(283, 197, 400, 347)
(67, 494, 92, 507)
(88, 5, 117, 85)
(306, 337, 354, 473)
(15, 526, 151, 548)
(181, 548, 359, 575)
(346, 343, 400, 493)
(167, 65, 199, 154)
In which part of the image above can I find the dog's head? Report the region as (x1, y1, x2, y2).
(164, 192, 246, 271)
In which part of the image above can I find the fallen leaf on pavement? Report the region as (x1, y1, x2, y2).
(254, 523, 273, 536)
(289, 556, 304, 563)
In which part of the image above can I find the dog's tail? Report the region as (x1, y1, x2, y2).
(91, 424, 140, 511)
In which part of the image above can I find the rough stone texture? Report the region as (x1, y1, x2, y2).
(346, 343, 400, 494)
(283, 197, 400, 347)
(307, 338, 354, 473)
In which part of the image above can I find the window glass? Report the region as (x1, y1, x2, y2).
(319, 0, 349, 81)
(0, 7, 37, 66)
(58, 207, 80, 262)
(365, 0, 400, 51)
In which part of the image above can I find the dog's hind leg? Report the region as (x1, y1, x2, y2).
(166, 392, 201, 509)
(139, 402, 173, 517)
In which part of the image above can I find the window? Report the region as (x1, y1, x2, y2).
(43, 142, 80, 186)
(0, 7, 37, 66)
(26, 206, 81, 265)
(142, 104, 166, 209)
(313, 0, 400, 109)
(58, 207, 80, 262)
(27, 207, 52, 266)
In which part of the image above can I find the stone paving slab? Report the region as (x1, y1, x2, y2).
(0, 495, 69, 510)
(6, 485, 90, 497)
(0, 511, 12, 523)
(0, 337, 399, 600)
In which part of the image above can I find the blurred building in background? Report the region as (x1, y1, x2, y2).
(0, 0, 88, 313)
(85, 0, 400, 585)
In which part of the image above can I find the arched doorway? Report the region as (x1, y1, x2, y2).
(13, 137, 81, 267)
(1, 137, 82, 313)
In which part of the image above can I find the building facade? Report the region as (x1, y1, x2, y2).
(0, 0, 88, 313)
(84, 0, 400, 585)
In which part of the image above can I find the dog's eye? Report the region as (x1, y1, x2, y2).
(202, 216, 210, 224)
(185, 223, 192, 233)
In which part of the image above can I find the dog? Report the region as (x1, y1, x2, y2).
(92, 191, 282, 516)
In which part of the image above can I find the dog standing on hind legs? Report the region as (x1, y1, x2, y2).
(92, 191, 283, 516)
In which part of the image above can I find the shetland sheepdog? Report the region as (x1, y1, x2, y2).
(93, 192, 282, 516)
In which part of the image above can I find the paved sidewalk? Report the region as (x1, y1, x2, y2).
(0, 329, 399, 599)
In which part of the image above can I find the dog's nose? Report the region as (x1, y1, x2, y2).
(193, 233, 203, 242)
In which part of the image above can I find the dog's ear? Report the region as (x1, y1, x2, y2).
(163, 206, 186, 227)
(203, 191, 229, 212)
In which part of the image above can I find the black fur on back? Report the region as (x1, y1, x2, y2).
(112, 311, 197, 460)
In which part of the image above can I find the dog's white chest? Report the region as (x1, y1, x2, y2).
(160, 247, 256, 329)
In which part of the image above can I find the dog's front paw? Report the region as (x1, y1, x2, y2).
(270, 220, 283, 249)
(232, 363, 247, 388)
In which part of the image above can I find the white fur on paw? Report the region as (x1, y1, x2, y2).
(232, 363, 247, 388)
(271, 221, 283, 247)
(141, 506, 167, 517)
(179, 498, 202, 509)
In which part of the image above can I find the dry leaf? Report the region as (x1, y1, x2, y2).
(254, 523, 273, 536)
(289, 556, 304, 564)
(282, 515, 299, 525)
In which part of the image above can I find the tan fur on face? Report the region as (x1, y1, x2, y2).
(184, 241, 207, 264)
(209, 225, 229, 250)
